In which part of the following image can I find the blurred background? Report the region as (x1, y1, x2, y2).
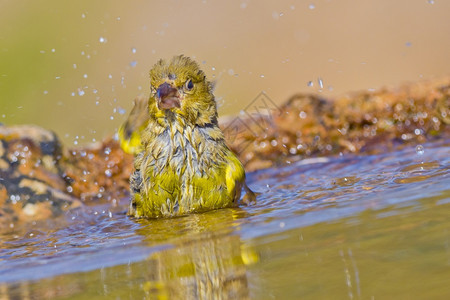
(1, 0, 449, 146)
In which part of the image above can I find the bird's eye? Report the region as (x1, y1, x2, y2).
(185, 79, 194, 91)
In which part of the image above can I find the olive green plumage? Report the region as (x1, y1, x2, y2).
(122, 55, 255, 218)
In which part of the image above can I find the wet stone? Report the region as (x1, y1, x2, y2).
(222, 78, 450, 171)
(0, 125, 82, 228)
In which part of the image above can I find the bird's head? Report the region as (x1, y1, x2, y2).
(148, 55, 217, 126)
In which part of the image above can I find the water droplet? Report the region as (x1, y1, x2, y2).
(78, 89, 85, 96)
(416, 145, 424, 155)
(51, 48, 56, 53)
(272, 11, 280, 20)
(299, 111, 307, 119)
(260, 74, 265, 78)
(405, 41, 412, 47)
(108, 74, 112, 79)
(427, 0, 434, 4)
(73, 64, 77, 69)
(130, 60, 137, 67)
(318, 77, 323, 89)
(131, 47, 137, 54)
(309, 3, 315, 10)
(105, 169, 112, 177)
(43, 90, 48, 95)
(307, 81, 313, 87)
(99, 36, 107, 43)
(81, 13, 86, 18)
(83, 74, 88, 78)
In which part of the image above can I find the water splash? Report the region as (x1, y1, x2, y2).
(318, 77, 323, 89)
(415, 145, 424, 155)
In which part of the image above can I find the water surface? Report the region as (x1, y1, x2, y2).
(1, 140, 449, 299)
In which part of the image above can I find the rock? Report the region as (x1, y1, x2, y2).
(0, 125, 81, 227)
(60, 137, 133, 204)
(0, 125, 132, 228)
(222, 78, 450, 171)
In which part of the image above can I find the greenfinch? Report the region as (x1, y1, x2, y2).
(120, 55, 255, 218)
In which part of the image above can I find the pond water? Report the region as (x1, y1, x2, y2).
(1, 140, 449, 299)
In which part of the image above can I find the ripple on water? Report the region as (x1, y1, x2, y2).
(0, 141, 449, 299)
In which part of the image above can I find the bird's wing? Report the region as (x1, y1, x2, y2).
(118, 96, 149, 155)
(224, 151, 245, 203)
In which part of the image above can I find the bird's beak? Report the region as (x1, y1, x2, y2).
(156, 82, 181, 110)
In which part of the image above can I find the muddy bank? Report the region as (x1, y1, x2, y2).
(0, 78, 448, 225)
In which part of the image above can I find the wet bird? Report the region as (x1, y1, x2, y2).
(119, 55, 255, 218)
